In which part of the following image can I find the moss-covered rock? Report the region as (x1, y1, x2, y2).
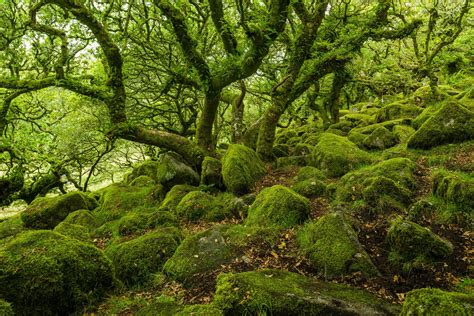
(337, 158, 416, 213)
(363, 126, 398, 150)
(129, 175, 156, 187)
(0, 230, 114, 315)
(147, 210, 178, 228)
(163, 226, 239, 285)
(295, 166, 326, 182)
(309, 133, 373, 177)
(408, 101, 474, 149)
(21, 191, 97, 229)
(127, 160, 161, 183)
(159, 184, 197, 212)
(400, 288, 473, 316)
(117, 213, 149, 236)
(95, 183, 162, 223)
(221, 144, 266, 195)
(297, 212, 379, 277)
(201, 156, 224, 189)
(276, 155, 308, 168)
(392, 125, 416, 143)
(213, 270, 400, 315)
(375, 101, 422, 122)
(175, 191, 241, 222)
(432, 169, 473, 213)
(62, 209, 98, 228)
(54, 222, 91, 242)
(386, 218, 454, 272)
(105, 228, 182, 286)
(175, 304, 224, 316)
(246, 185, 310, 229)
(292, 143, 313, 156)
(155, 154, 200, 189)
(0, 300, 14, 316)
(291, 179, 326, 198)
(0, 215, 24, 241)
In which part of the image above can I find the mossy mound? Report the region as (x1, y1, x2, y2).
(291, 179, 326, 198)
(246, 185, 310, 229)
(432, 169, 473, 214)
(294, 166, 326, 182)
(62, 209, 98, 228)
(392, 125, 416, 143)
(276, 155, 308, 168)
(0, 300, 14, 316)
(400, 288, 474, 316)
(105, 228, 182, 286)
(163, 226, 239, 285)
(21, 191, 98, 229)
(147, 210, 178, 228)
(337, 158, 415, 213)
(127, 159, 161, 183)
(156, 154, 200, 189)
(408, 101, 474, 149)
(363, 126, 398, 150)
(297, 212, 379, 277)
(201, 156, 224, 189)
(213, 270, 400, 315)
(0, 230, 114, 315)
(386, 218, 454, 272)
(175, 304, 224, 316)
(95, 183, 163, 223)
(375, 101, 422, 122)
(221, 144, 266, 195)
(54, 222, 91, 242)
(117, 213, 149, 236)
(309, 133, 373, 177)
(0, 215, 24, 241)
(129, 175, 156, 187)
(159, 184, 197, 212)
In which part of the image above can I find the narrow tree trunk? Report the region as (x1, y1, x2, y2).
(231, 81, 246, 143)
(196, 89, 221, 153)
(256, 99, 285, 161)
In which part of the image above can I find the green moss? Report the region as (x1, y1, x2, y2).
(221, 144, 266, 195)
(292, 143, 313, 156)
(432, 169, 473, 213)
(159, 184, 197, 212)
(246, 185, 310, 229)
(117, 213, 149, 236)
(295, 166, 326, 182)
(291, 179, 326, 198)
(337, 158, 416, 213)
(127, 160, 161, 183)
(175, 191, 216, 222)
(363, 126, 398, 150)
(200, 156, 224, 189)
(408, 101, 474, 149)
(297, 213, 379, 277)
(147, 211, 178, 228)
(341, 113, 375, 127)
(95, 183, 162, 223)
(156, 154, 200, 189)
(21, 191, 98, 229)
(0, 215, 24, 241)
(386, 217, 454, 272)
(0, 230, 114, 315)
(224, 224, 281, 247)
(98, 294, 181, 316)
(54, 222, 91, 242)
(392, 125, 416, 143)
(175, 304, 223, 316)
(412, 104, 440, 129)
(400, 288, 473, 316)
(272, 143, 290, 157)
(63, 209, 98, 228)
(163, 226, 239, 285)
(309, 133, 373, 177)
(213, 270, 399, 315)
(375, 101, 422, 122)
(0, 300, 14, 316)
(105, 227, 182, 286)
(276, 155, 308, 168)
(129, 175, 157, 187)
(407, 199, 437, 222)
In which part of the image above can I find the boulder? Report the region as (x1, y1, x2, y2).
(408, 101, 474, 149)
(245, 185, 310, 229)
(53, 222, 91, 242)
(213, 270, 400, 315)
(163, 227, 239, 285)
(159, 184, 197, 212)
(291, 179, 326, 198)
(432, 170, 474, 212)
(363, 126, 398, 150)
(298, 212, 379, 277)
(62, 209, 98, 228)
(386, 218, 453, 272)
(126, 160, 161, 183)
(0, 230, 114, 315)
(105, 227, 182, 286)
(221, 144, 266, 195)
(156, 154, 200, 189)
(201, 156, 224, 189)
(375, 101, 422, 122)
(309, 133, 372, 177)
(337, 158, 415, 212)
(21, 191, 97, 229)
(400, 288, 473, 315)
(294, 166, 326, 182)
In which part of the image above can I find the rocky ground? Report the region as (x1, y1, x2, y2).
(0, 95, 473, 315)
